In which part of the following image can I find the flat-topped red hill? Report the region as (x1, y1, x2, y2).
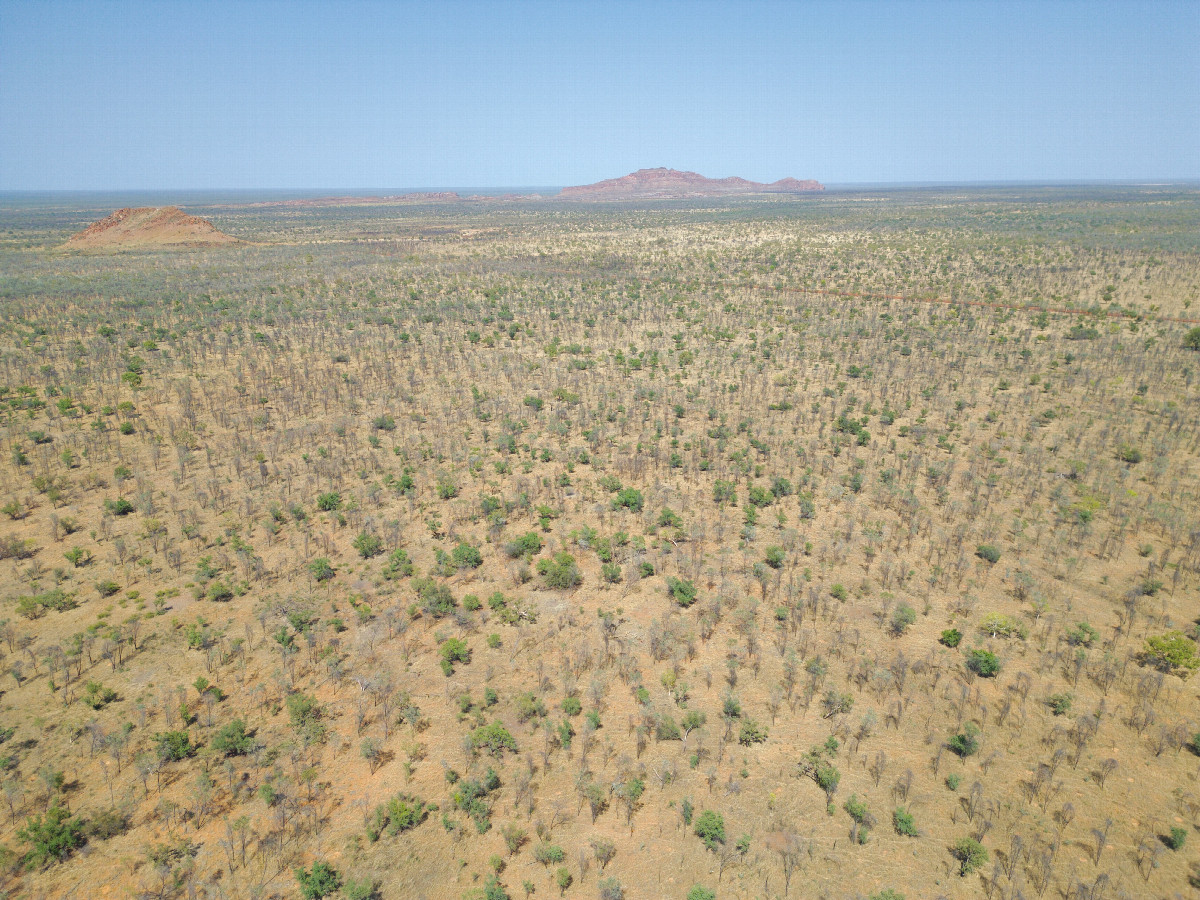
(559, 167, 824, 200)
(65, 207, 237, 250)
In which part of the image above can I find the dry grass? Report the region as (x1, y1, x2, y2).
(0, 187, 1196, 900)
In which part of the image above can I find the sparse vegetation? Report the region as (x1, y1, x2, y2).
(0, 188, 1194, 897)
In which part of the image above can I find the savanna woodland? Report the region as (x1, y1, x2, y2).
(0, 185, 1199, 900)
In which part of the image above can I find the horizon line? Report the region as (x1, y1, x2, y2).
(3, 177, 1200, 197)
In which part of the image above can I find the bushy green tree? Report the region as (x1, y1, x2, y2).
(694, 809, 726, 851)
(154, 730, 194, 762)
(965, 649, 1000, 677)
(953, 837, 988, 875)
(892, 806, 917, 836)
(612, 487, 643, 511)
(439, 638, 470, 675)
(414, 577, 457, 617)
(212, 719, 254, 756)
(353, 532, 383, 559)
(537, 552, 581, 589)
(453, 541, 483, 569)
(309, 557, 335, 582)
(667, 576, 698, 607)
(295, 860, 341, 899)
(17, 802, 84, 868)
(948, 722, 981, 758)
(471, 721, 518, 757)
(1143, 631, 1200, 676)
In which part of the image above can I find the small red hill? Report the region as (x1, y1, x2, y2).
(65, 207, 237, 250)
(559, 168, 824, 200)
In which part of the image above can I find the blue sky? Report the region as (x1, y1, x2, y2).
(1, 0, 1197, 189)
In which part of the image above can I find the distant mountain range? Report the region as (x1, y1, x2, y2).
(558, 167, 824, 199)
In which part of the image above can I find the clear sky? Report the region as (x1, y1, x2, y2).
(1, 0, 1197, 190)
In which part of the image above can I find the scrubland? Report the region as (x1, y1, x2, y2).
(0, 186, 1198, 900)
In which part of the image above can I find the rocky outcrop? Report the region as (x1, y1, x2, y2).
(65, 207, 237, 250)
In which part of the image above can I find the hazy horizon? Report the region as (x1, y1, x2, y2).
(2, 0, 1198, 191)
(3, 178, 1200, 202)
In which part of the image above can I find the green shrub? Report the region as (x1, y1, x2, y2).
(537, 552, 581, 590)
(948, 723, 981, 758)
(965, 649, 1000, 677)
(1065, 622, 1098, 646)
(1133, 579, 1162, 601)
(843, 794, 871, 825)
(747, 485, 774, 507)
(154, 730, 194, 762)
(975, 544, 1001, 564)
(940, 628, 962, 648)
(694, 809, 726, 851)
(890, 603, 917, 635)
(451, 767, 501, 832)
(1117, 443, 1143, 464)
(81, 681, 116, 710)
(953, 837, 988, 875)
(95, 580, 121, 598)
(687, 888, 716, 900)
(452, 542, 483, 569)
(380, 547, 414, 579)
(427, 471, 454, 499)
(892, 806, 917, 836)
(414, 577, 457, 618)
(1166, 826, 1187, 850)
(17, 802, 84, 869)
(205, 580, 234, 602)
(534, 842, 565, 866)
(1047, 692, 1073, 716)
(658, 508, 682, 529)
(212, 718, 254, 756)
(1142, 631, 1199, 677)
(104, 498, 135, 516)
(737, 719, 768, 745)
(667, 576, 699, 607)
(515, 692, 547, 722)
(978, 612, 1025, 639)
(470, 721, 517, 757)
(309, 558, 335, 582)
(316, 492, 341, 511)
(84, 807, 130, 840)
(295, 860, 341, 899)
(439, 638, 470, 675)
(504, 532, 542, 558)
(367, 794, 429, 840)
(612, 488, 644, 511)
(353, 532, 383, 559)
(286, 692, 327, 746)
